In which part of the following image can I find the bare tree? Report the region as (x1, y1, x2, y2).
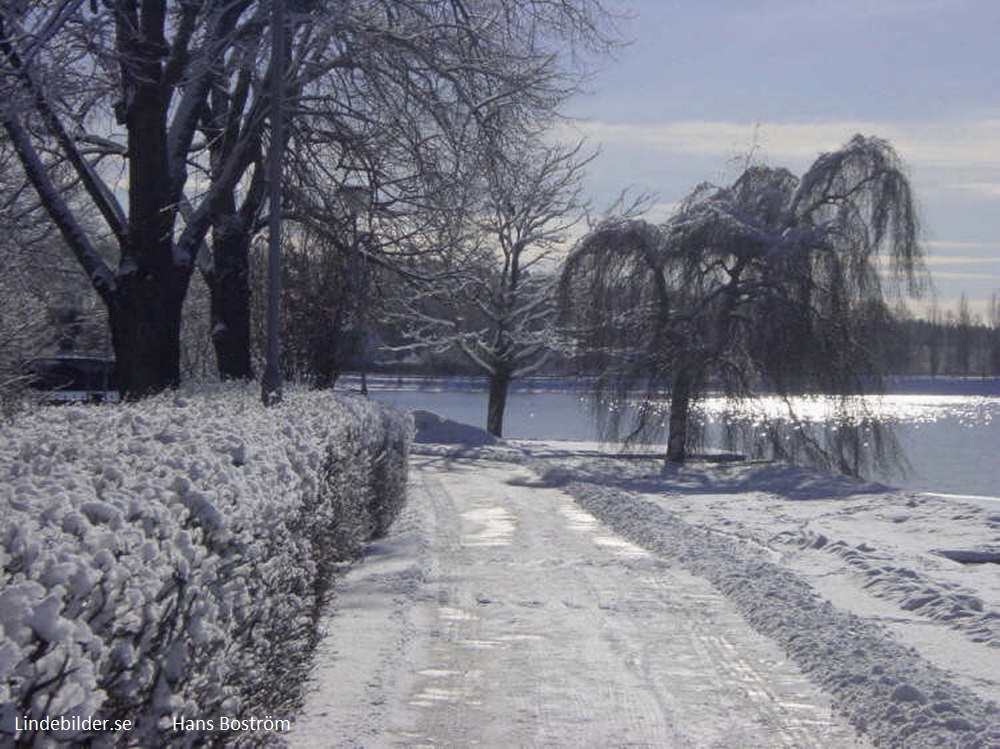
(0, 2, 280, 396)
(271, 0, 619, 400)
(0, 135, 110, 410)
(559, 135, 927, 474)
(953, 293, 975, 376)
(991, 291, 1000, 376)
(0, 1, 618, 396)
(275, 223, 371, 388)
(225, 0, 620, 383)
(925, 301, 944, 377)
(399, 131, 592, 436)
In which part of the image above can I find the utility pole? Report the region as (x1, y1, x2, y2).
(337, 183, 373, 395)
(262, 0, 286, 406)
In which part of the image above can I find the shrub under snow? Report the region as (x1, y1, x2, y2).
(0, 385, 411, 747)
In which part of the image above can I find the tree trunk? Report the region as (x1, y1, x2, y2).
(209, 219, 254, 380)
(666, 371, 693, 463)
(110, 269, 188, 399)
(110, 9, 185, 399)
(487, 371, 511, 437)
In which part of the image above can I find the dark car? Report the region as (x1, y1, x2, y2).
(23, 356, 119, 403)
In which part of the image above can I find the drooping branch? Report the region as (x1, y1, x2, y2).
(559, 135, 927, 472)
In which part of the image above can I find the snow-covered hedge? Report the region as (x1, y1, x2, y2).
(0, 385, 411, 747)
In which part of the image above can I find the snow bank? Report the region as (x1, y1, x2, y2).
(411, 410, 498, 446)
(0, 385, 411, 747)
(532, 457, 999, 749)
(409, 410, 524, 461)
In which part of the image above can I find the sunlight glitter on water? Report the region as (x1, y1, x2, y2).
(366, 376, 1000, 497)
(697, 393, 997, 427)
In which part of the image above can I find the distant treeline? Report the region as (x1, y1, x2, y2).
(372, 295, 1000, 381)
(873, 313, 1000, 377)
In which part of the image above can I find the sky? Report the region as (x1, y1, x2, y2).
(563, 0, 1000, 318)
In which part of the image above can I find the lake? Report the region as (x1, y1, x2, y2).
(347, 375, 1000, 500)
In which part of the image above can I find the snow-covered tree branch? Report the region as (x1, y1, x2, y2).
(0, 0, 620, 396)
(395, 127, 592, 436)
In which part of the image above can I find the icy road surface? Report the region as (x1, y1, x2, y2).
(289, 457, 868, 748)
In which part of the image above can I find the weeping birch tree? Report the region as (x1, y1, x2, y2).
(558, 135, 926, 474)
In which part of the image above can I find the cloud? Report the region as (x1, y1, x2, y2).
(923, 257, 1000, 268)
(944, 182, 1000, 199)
(922, 242, 1000, 267)
(928, 271, 1000, 284)
(562, 118, 1000, 173)
(924, 240, 1000, 252)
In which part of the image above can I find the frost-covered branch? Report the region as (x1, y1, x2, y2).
(0, 114, 116, 303)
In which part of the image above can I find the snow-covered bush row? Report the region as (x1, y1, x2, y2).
(0, 385, 411, 747)
(534, 463, 999, 749)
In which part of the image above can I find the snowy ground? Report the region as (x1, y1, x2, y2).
(289, 418, 998, 748)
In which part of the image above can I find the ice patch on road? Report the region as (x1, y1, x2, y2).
(439, 606, 478, 622)
(559, 495, 649, 558)
(460, 506, 516, 547)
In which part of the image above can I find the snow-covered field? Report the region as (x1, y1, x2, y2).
(0, 386, 410, 747)
(293, 415, 998, 748)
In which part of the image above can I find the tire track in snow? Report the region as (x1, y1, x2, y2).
(291, 457, 868, 748)
(554, 500, 827, 749)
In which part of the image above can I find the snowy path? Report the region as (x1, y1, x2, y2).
(289, 456, 867, 748)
